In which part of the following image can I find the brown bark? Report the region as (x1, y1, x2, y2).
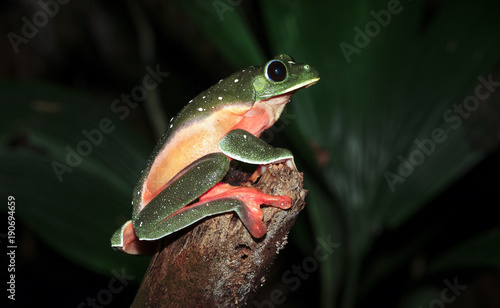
(131, 163, 307, 307)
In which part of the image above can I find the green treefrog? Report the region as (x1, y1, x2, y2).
(111, 54, 319, 255)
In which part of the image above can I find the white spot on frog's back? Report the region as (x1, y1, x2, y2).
(234, 78, 239, 83)
(197, 107, 204, 111)
(218, 96, 223, 100)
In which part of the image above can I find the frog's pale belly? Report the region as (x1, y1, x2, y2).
(143, 114, 237, 205)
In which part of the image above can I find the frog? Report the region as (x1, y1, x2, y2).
(111, 54, 319, 255)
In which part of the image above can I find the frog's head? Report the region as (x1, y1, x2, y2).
(245, 54, 319, 126)
(252, 54, 319, 100)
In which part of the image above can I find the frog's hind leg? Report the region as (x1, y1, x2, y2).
(147, 183, 292, 239)
(113, 153, 231, 254)
(133, 153, 230, 240)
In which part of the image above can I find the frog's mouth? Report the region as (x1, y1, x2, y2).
(285, 77, 320, 92)
(260, 77, 320, 99)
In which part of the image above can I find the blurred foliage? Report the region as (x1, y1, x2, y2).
(1, 0, 500, 307)
(0, 82, 151, 279)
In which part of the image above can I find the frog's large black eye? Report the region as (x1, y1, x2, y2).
(266, 60, 287, 82)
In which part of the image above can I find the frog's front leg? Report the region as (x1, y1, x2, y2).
(219, 128, 296, 182)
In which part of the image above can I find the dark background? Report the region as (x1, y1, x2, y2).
(1, 1, 500, 307)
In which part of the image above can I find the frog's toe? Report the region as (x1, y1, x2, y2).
(111, 220, 158, 255)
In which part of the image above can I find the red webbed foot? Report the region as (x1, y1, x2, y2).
(199, 183, 292, 238)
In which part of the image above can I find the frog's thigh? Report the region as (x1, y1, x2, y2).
(134, 152, 230, 240)
(218, 129, 294, 166)
(144, 197, 271, 239)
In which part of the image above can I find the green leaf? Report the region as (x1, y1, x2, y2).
(174, 0, 265, 67)
(305, 176, 344, 308)
(0, 81, 151, 279)
(427, 226, 500, 274)
(398, 286, 442, 308)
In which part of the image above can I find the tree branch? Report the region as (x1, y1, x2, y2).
(132, 163, 307, 307)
